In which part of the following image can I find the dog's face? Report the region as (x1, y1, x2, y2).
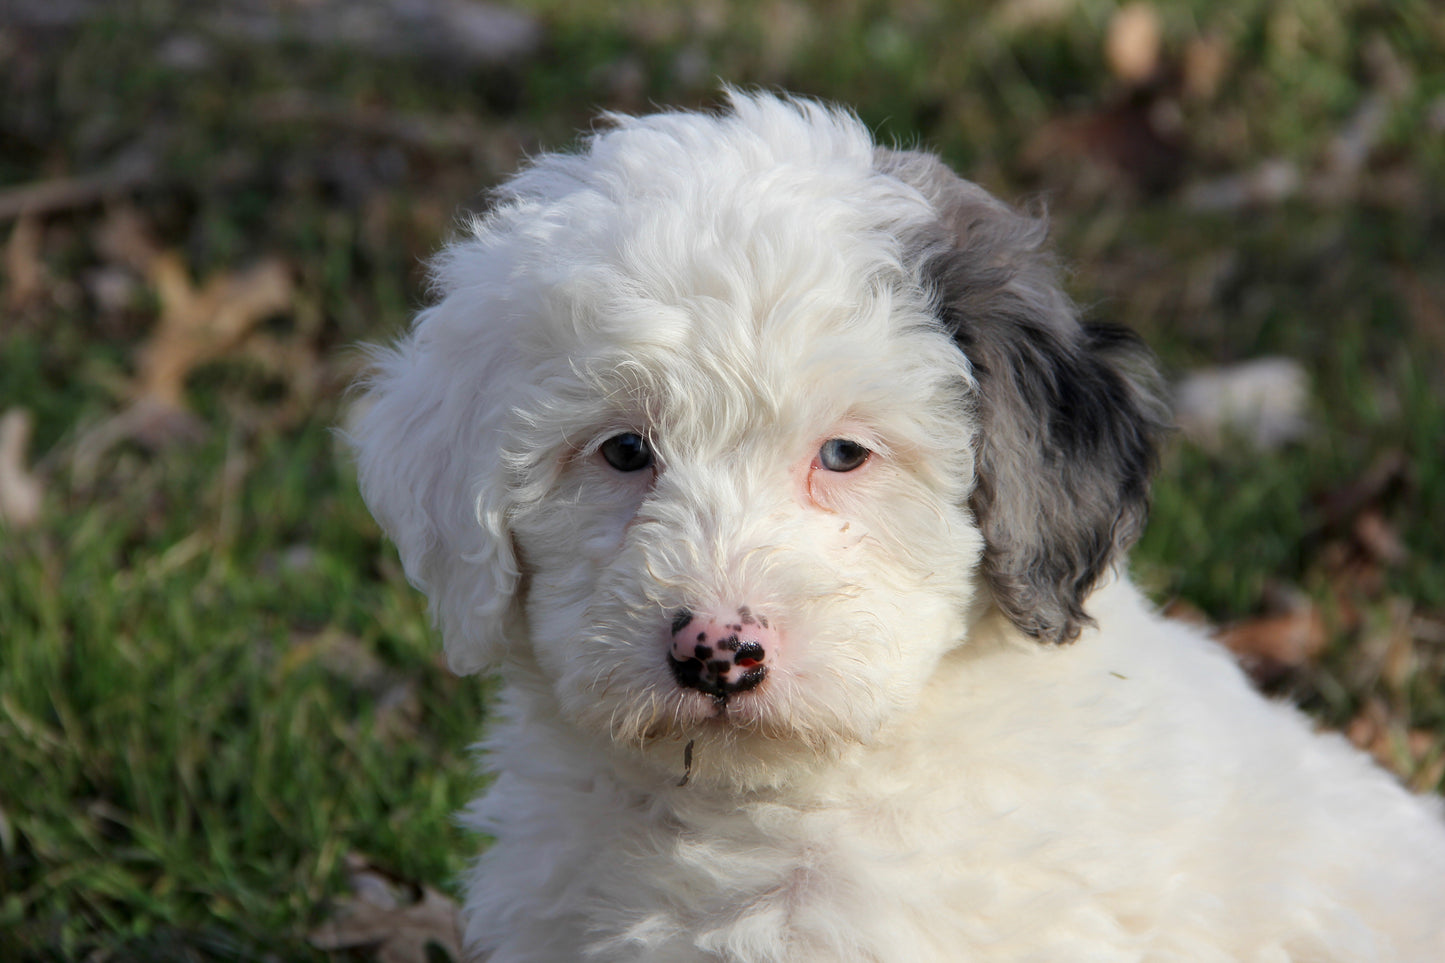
(351, 93, 1167, 785)
(505, 237, 982, 774)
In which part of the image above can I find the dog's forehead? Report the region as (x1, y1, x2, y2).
(467, 103, 980, 457)
(528, 217, 960, 452)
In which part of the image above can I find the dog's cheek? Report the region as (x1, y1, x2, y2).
(849, 473, 981, 654)
(807, 459, 978, 580)
(506, 494, 609, 609)
(801, 466, 867, 515)
(788, 465, 978, 696)
(522, 465, 647, 559)
(508, 469, 659, 678)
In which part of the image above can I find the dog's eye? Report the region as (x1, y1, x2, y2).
(817, 438, 870, 472)
(599, 432, 653, 472)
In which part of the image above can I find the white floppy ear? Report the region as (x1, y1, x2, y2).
(348, 294, 522, 675)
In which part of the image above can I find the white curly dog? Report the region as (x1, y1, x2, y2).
(350, 92, 1445, 962)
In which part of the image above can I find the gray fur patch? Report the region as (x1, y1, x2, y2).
(878, 149, 1171, 644)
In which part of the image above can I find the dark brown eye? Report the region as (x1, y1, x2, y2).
(599, 433, 653, 472)
(817, 438, 870, 472)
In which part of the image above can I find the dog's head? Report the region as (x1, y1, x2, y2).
(350, 92, 1167, 782)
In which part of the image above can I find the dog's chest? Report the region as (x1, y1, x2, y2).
(576, 780, 986, 962)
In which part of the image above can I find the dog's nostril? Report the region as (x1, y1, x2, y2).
(732, 640, 764, 668)
(668, 611, 775, 697)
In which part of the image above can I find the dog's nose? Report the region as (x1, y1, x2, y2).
(667, 607, 774, 698)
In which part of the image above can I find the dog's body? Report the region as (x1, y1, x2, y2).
(351, 93, 1445, 961)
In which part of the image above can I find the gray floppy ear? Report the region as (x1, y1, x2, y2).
(880, 149, 1170, 644)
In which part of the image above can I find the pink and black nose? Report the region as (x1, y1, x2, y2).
(668, 607, 774, 698)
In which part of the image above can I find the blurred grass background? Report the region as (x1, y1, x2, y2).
(1, 1, 1443, 959)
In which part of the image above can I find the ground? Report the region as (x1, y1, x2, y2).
(1, 1, 1443, 960)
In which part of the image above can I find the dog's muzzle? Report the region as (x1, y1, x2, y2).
(667, 607, 774, 699)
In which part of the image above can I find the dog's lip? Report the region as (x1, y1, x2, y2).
(672, 685, 768, 728)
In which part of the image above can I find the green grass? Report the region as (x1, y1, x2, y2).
(1, 422, 490, 959)
(3, 0, 1444, 959)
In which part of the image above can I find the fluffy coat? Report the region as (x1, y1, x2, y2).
(350, 92, 1445, 962)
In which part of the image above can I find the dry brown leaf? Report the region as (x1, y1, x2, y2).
(94, 204, 163, 274)
(1347, 697, 1392, 758)
(1325, 452, 1411, 523)
(4, 214, 45, 310)
(1352, 510, 1407, 568)
(1106, 3, 1162, 86)
(1022, 98, 1186, 196)
(1182, 34, 1230, 101)
(1403, 737, 1443, 793)
(137, 253, 294, 408)
(226, 331, 324, 425)
(1218, 605, 1326, 682)
(1322, 546, 1385, 613)
(309, 854, 462, 963)
(1352, 598, 1419, 695)
(1161, 598, 1211, 628)
(69, 252, 295, 475)
(1346, 699, 1445, 789)
(1314, 450, 1411, 532)
(0, 408, 44, 529)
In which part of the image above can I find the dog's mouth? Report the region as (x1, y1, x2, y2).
(677, 684, 762, 723)
(633, 682, 775, 744)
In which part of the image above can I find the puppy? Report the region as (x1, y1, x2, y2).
(350, 92, 1445, 962)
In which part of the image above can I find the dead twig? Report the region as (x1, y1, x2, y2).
(254, 92, 492, 152)
(0, 146, 161, 222)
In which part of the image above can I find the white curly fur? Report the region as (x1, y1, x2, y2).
(350, 91, 1445, 962)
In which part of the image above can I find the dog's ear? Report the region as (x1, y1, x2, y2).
(348, 297, 521, 675)
(879, 149, 1170, 644)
